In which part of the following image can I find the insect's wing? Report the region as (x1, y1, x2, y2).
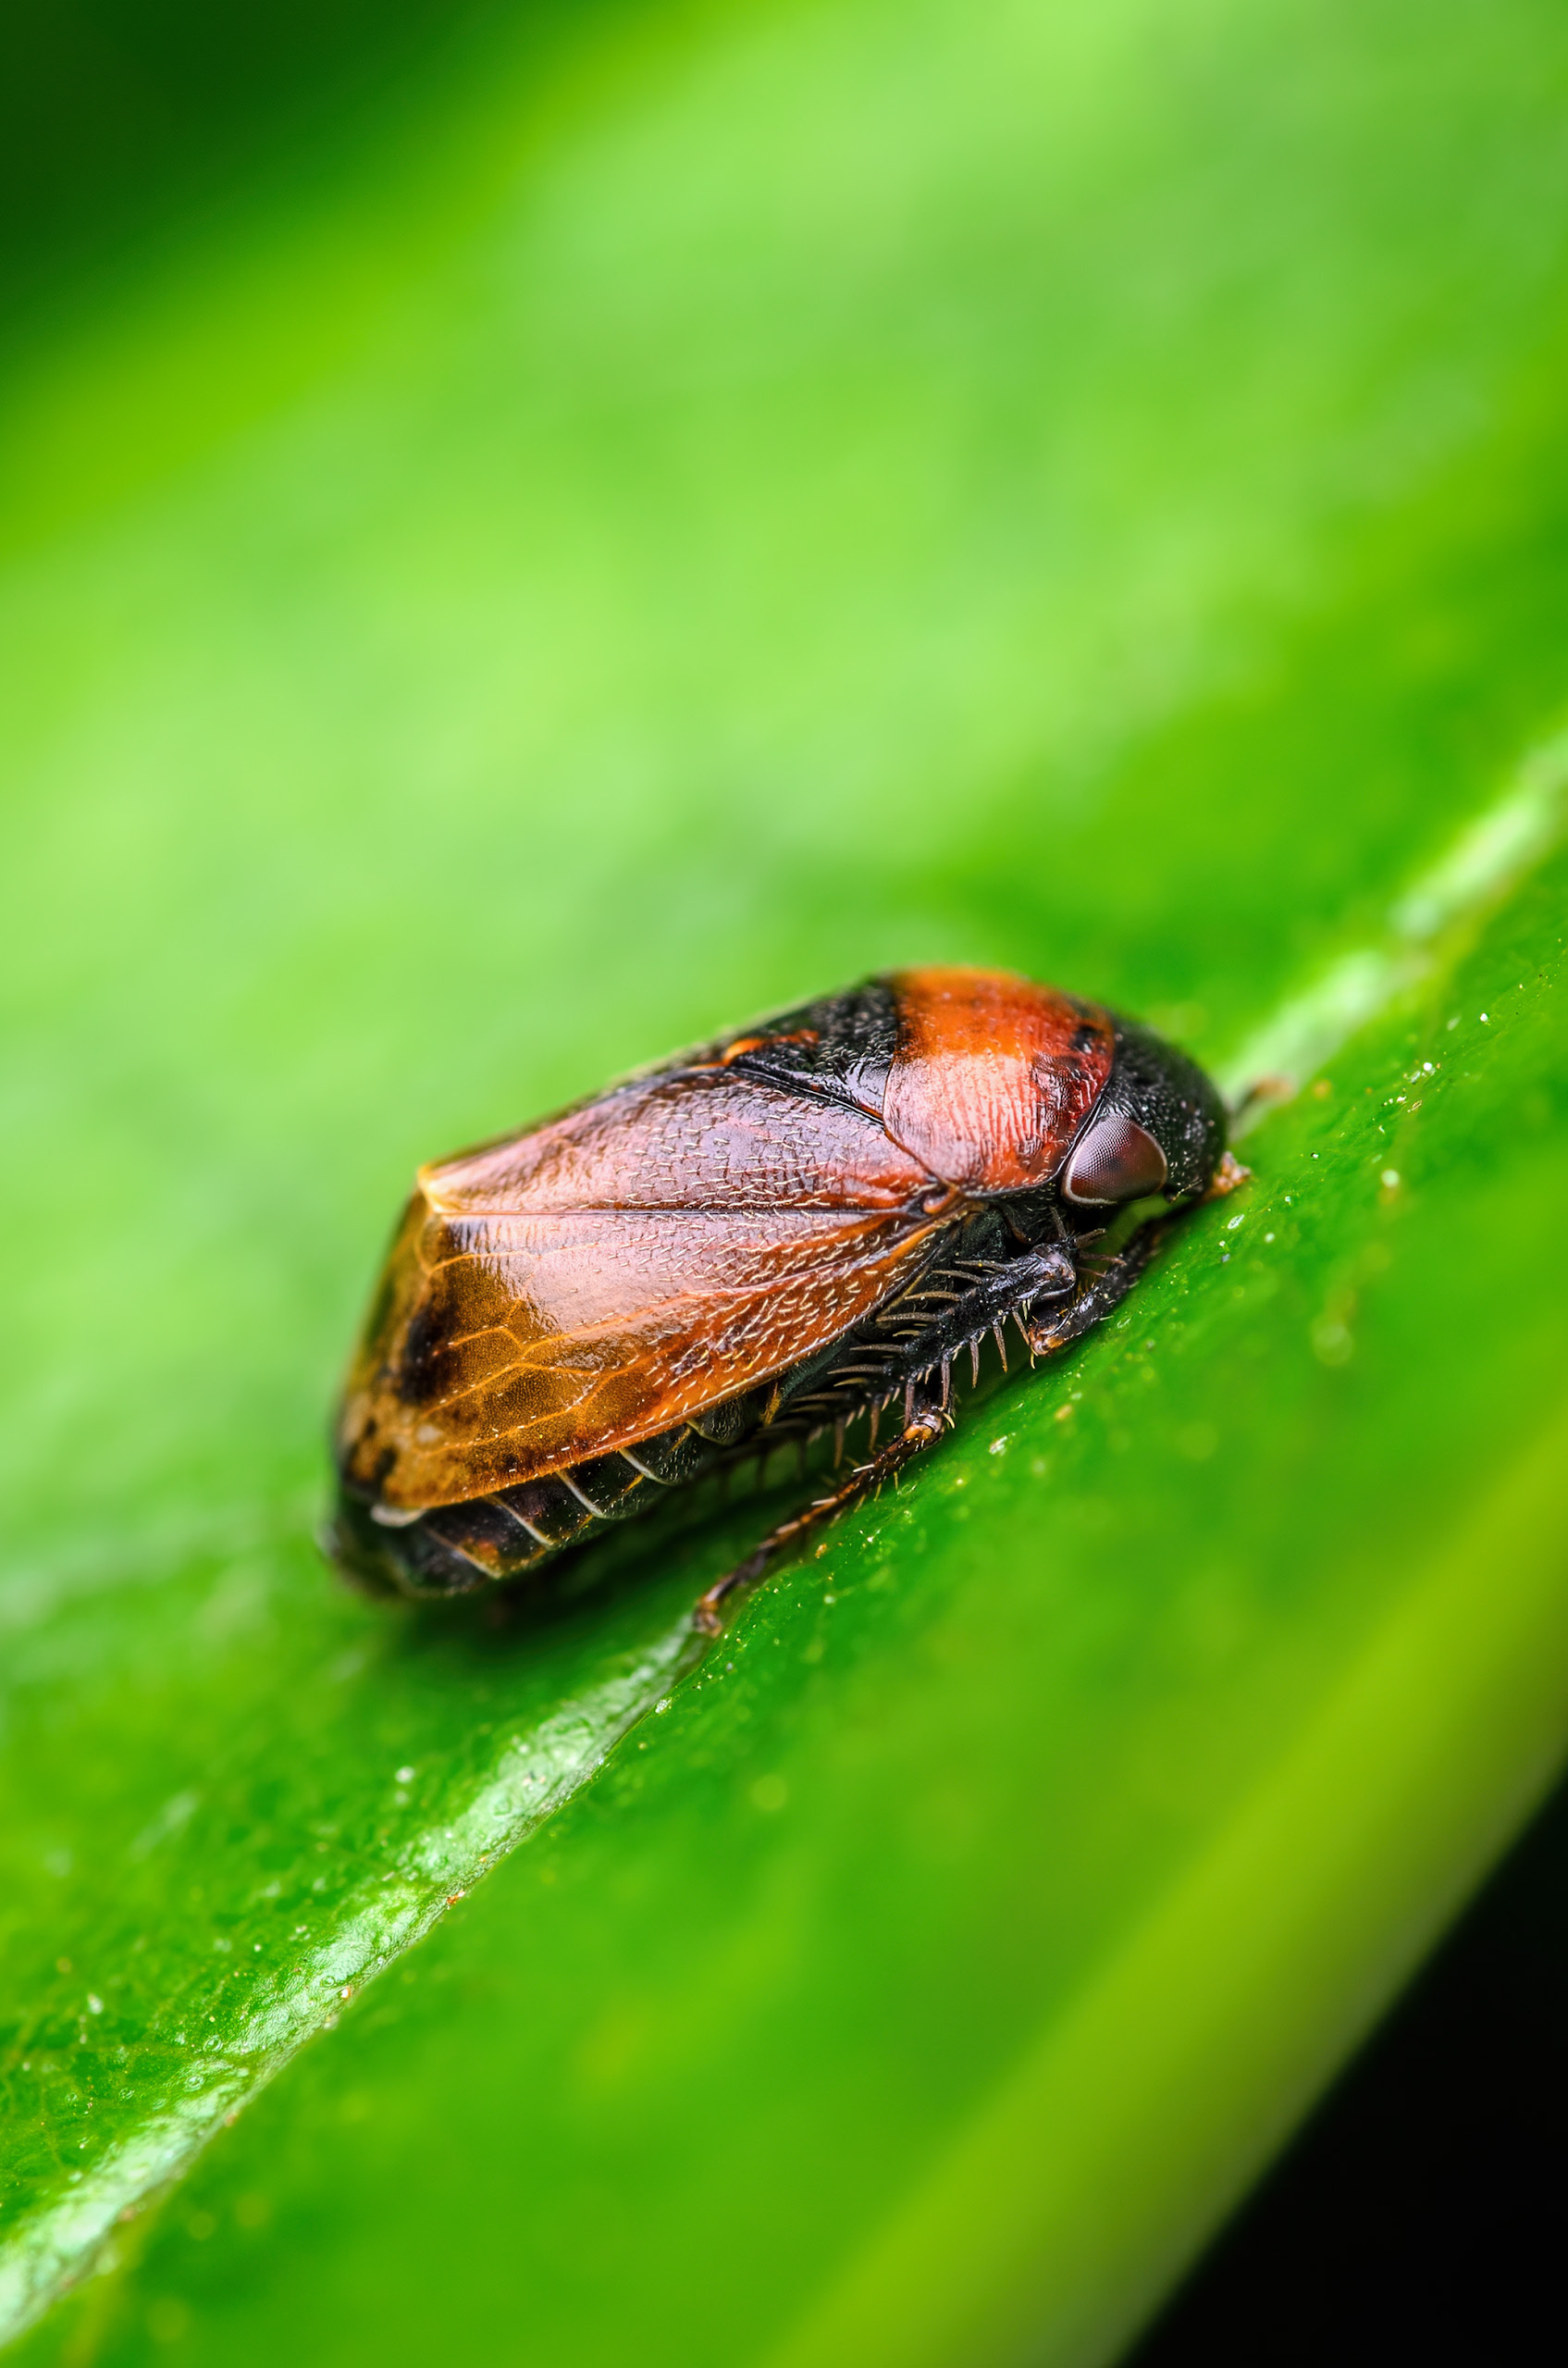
(336, 1072, 948, 1510)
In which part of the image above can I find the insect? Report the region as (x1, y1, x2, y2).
(329, 967, 1241, 1630)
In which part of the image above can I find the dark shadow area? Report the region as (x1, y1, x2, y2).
(0, 0, 632, 319)
(1130, 1760, 1568, 2367)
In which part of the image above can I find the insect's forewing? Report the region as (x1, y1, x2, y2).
(336, 1071, 949, 1511)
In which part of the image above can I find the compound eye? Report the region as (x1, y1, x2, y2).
(1062, 1112, 1168, 1205)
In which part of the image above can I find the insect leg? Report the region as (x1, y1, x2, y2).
(1019, 1218, 1167, 1356)
(693, 1406, 945, 1636)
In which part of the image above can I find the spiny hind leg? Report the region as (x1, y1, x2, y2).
(694, 1404, 945, 1635)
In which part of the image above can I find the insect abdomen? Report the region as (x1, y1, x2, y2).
(329, 1404, 745, 1597)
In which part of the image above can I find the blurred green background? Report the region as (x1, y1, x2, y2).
(3, 1, 1567, 2362)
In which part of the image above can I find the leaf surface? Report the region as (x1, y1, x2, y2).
(3, 1, 1568, 2362)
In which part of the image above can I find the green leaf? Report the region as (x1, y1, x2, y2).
(4, 0, 1568, 2362)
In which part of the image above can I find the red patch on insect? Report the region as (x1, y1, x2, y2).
(883, 968, 1113, 1192)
